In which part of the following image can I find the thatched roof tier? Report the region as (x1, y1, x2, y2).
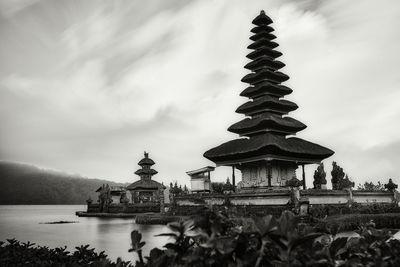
(246, 47, 282, 60)
(240, 82, 292, 98)
(203, 133, 334, 165)
(252, 10, 273, 26)
(138, 152, 155, 166)
(236, 96, 298, 115)
(251, 25, 274, 34)
(127, 179, 165, 190)
(134, 168, 158, 176)
(250, 32, 277, 41)
(244, 56, 285, 71)
(138, 157, 155, 166)
(241, 69, 289, 84)
(247, 39, 279, 50)
(228, 114, 306, 136)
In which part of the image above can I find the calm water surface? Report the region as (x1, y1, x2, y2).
(0, 205, 170, 261)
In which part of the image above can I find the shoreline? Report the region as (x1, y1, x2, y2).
(75, 211, 137, 218)
(76, 211, 185, 224)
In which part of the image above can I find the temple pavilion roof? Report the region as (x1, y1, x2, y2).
(228, 113, 306, 136)
(236, 96, 298, 115)
(127, 151, 165, 190)
(203, 10, 334, 166)
(240, 82, 292, 98)
(186, 166, 215, 176)
(138, 152, 155, 166)
(244, 57, 285, 71)
(134, 168, 158, 176)
(126, 179, 165, 190)
(204, 133, 334, 165)
(252, 10, 273, 25)
(241, 69, 289, 84)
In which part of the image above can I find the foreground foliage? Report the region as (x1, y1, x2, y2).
(129, 211, 400, 267)
(2, 210, 400, 266)
(0, 240, 130, 266)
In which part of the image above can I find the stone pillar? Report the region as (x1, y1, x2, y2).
(232, 166, 236, 191)
(346, 188, 354, 206)
(267, 162, 272, 187)
(302, 164, 306, 190)
(159, 188, 165, 214)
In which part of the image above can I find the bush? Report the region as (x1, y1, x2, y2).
(127, 210, 400, 267)
(309, 202, 400, 218)
(316, 213, 400, 232)
(0, 240, 131, 266)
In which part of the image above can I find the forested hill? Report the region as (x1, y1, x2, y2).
(0, 161, 127, 204)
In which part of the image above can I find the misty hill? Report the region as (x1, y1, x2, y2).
(0, 161, 127, 204)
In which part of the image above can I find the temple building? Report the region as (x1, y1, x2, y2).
(126, 152, 166, 203)
(204, 11, 334, 190)
(186, 166, 215, 193)
(95, 185, 126, 204)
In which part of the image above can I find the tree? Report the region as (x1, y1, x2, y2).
(170, 182, 183, 196)
(222, 177, 234, 192)
(211, 182, 224, 194)
(331, 162, 345, 190)
(357, 181, 384, 191)
(339, 175, 354, 189)
(313, 163, 327, 189)
(385, 178, 398, 192)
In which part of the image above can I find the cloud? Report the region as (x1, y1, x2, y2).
(0, 0, 399, 187)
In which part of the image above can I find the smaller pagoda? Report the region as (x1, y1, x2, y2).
(127, 152, 166, 203)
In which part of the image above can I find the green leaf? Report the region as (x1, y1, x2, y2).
(329, 237, 348, 257)
(253, 215, 277, 236)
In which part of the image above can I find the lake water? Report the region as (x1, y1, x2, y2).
(0, 205, 170, 262)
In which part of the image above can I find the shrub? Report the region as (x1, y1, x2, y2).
(357, 181, 384, 191)
(310, 202, 400, 219)
(385, 179, 399, 192)
(0, 240, 131, 266)
(316, 213, 400, 232)
(313, 163, 327, 189)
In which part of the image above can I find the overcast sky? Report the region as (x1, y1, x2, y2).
(1, 0, 400, 188)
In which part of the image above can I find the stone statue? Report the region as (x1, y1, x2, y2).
(99, 184, 112, 212)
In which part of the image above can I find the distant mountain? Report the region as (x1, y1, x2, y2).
(0, 161, 127, 204)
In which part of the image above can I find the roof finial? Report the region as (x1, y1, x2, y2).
(260, 10, 265, 15)
(144, 151, 148, 158)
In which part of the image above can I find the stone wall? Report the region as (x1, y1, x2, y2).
(174, 191, 291, 207)
(172, 190, 396, 216)
(353, 191, 394, 203)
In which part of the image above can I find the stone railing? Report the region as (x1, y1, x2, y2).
(173, 189, 396, 210)
(174, 190, 291, 206)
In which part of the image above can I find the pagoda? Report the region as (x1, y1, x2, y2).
(127, 152, 165, 203)
(203, 11, 334, 190)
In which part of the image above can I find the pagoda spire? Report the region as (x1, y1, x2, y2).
(204, 11, 334, 169)
(228, 10, 306, 137)
(135, 151, 157, 180)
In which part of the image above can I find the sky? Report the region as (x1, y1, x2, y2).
(1, 0, 400, 188)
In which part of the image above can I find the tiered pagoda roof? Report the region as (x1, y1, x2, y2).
(127, 152, 165, 190)
(204, 10, 334, 165)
